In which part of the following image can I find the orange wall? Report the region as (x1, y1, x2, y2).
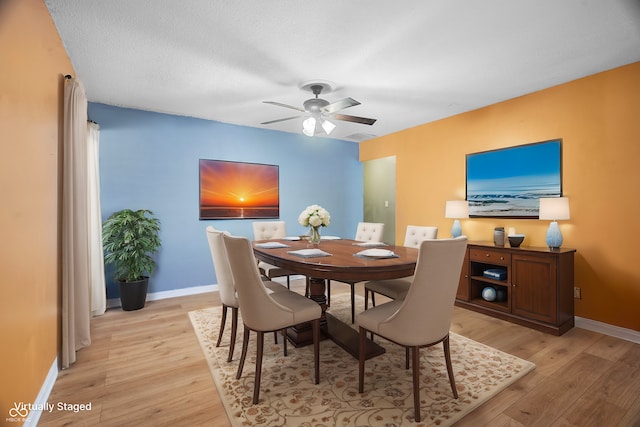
(0, 0, 73, 422)
(360, 62, 640, 332)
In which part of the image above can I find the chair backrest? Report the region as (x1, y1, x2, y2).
(354, 222, 385, 242)
(222, 233, 294, 331)
(205, 226, 237, 307)
(403, 225, 438, 248)
(252, 221, 287, 240)
(379, 237, 468, 345)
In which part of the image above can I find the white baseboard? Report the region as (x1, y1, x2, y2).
(23, 357, 58, 426)
(575, 316, 640, 344)
(109, 284, 640, 345)
(107, 283, 219, 309)
(146, 283, 218, 301)
(104, 282, 640, 345)
(106, 276, 303, 309)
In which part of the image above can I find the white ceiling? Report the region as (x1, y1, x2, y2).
(45, 0, 640, 142)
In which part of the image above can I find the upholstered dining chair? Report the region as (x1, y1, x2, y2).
(354, 221, 385, 242)
(364, 225, 438, 309)
(205, 226, 287, 362)
(357, 237, 468, 422)
(252, 221, 296, 289)
(222, 233, 322, 404)
(327, 222, 385, 323)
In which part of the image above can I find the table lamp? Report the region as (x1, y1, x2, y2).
(539, 197, 570, 249)
(445, 200, 469, 238)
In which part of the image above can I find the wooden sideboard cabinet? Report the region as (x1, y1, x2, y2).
(455, 242, 576, 335)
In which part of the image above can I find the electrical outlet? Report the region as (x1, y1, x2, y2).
(574, 287, 582, 299)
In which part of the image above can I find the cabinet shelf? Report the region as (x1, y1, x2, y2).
(470, 275, 507, 287)
(455, 242, 576, 335)
(470, 297, 509, 312)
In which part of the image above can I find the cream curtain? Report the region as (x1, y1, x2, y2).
(61, 77, 91, 369)
(87, 122, 106, 316)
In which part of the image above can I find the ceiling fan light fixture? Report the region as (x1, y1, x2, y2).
(302, 117, 316, 136)
(263, 80, 377, 137)
(321, 119, 336, 135)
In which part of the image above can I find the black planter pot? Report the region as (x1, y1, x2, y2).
(119, 277, 149, 311)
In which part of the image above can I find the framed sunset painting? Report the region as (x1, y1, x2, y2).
(199, 159, 279, 219)
(466, 139, 562, 218)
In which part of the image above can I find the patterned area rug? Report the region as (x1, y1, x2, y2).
(189, 294, 535, 426)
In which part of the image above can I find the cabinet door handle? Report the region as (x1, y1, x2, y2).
(500, 256, 505, 260)
(485, 253, 490, 257)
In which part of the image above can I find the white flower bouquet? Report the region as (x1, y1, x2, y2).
(298, 204, 331, 228)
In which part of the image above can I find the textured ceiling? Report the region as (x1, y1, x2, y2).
(45, 0, 640, 142)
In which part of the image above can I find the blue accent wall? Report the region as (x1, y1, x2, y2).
(89, 103, 363, 298)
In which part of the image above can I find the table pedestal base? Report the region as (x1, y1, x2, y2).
(285, 277, 385, 360)
(285, 321, 325, 347)
(324, 313, 385, 360)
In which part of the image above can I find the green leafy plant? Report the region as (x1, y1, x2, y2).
(102, 209, 161, 283)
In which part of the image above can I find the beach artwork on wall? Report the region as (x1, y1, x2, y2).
(466, 139, 562, 218)
(199, 159, 279, 219)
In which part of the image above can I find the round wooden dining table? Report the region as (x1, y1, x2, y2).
(253, 237, 418, 359)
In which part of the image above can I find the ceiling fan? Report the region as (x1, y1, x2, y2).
(261, 81, 377, 137)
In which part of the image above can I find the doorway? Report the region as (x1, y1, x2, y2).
(363, 156, 396, 244)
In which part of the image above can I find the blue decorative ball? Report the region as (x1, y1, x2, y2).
(482, 287, 497, 301)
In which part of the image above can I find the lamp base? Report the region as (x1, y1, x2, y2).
(451, 220, 462, 238)
(546, 221, 563, 249)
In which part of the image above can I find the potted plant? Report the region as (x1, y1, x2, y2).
(102, 209, 161, 311)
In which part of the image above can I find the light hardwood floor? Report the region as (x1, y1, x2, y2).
(38, 279, 640, 426)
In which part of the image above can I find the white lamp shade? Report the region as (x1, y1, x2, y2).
(445, 200, 469, 219)
(321, 119, 336, 135)
(539, 197, 570, 220)
(302, 117, 316, 136)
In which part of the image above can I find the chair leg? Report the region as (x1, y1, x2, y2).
(253, 331, 265, 404)
(286, 275, 291, 289)
(216, 304, 228, 347)
(371, 292, 376, 307)
(350, 284, 356, 324)
(305, 276, 310, 297)
(364, 289, 369, 310)
(227, 307, 238, 362)
(283, 328, 288, 357)
(443, 335, 458, 399)
(313, 319, 320, 384)
(358, 327, 366, 393)
(273, 328, 287, 345)
(327, 280, 331, 306)
(405, 347, 410, 369)
(236, 327, 250, 380)
(412, 346, 421, 422)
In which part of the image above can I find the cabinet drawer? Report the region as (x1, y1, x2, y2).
(469, 248, 511, 266)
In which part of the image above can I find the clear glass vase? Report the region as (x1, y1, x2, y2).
(309, 226, 321, 245)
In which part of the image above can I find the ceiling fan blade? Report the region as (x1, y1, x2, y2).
(322, 97, 360, 114)
(263, 101, 306, 112)
(332, 113, 377, 125)
(261, 115, 302, 125)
